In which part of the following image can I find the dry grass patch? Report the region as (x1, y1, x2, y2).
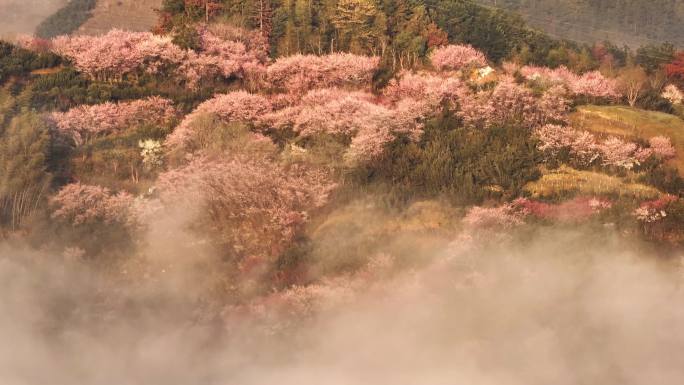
(524, 166, 661, 200)
(570, 105, 684, 174)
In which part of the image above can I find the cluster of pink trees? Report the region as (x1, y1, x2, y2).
(51, 183, 135, 226)
(49, 28, 267, 88)
(534, 124, 600, 165)
(52, 30, 186, 82)
(535, 124, 676, 169)
(461, 196, 613, 231)
(265, 88, 423, 163)
(165, 91, 272, 150)
(155, 152, 335, 262)
(519, 65, 620, 99)
(266, 53, 380, 94)
(488, 77, 570, 127)
(430, 44, 487, 72)
(181, 27, 268, 88)
(50, 96, 177, 144)
(384, 72, 569, 129)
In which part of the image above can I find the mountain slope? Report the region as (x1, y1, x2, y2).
(76, 0, 162, 35)
(474, 0, 684, 47)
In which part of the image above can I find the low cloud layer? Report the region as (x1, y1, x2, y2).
(1, 226, 683, 385)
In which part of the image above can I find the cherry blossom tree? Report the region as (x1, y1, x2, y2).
(50, 96, 177, 144)
(648, 136, 677, 160)
(155, 152, 335, 262)
(51, 183, 135, 226)
(430, 44, 487, 72)
(265, 88, 423, 163)
(488, 77, 538, 127)
(52, 30, 186, 82)
(266, 53, 379, 94)
(520, 65, 619, 99)
(662, 84, 684, 105)
(573, 71, 621, 100)
(535, 85, 571, 125)
(383, 71, 493, 127)
(598, 137, 639, 169)
(50, 28, 267, 88)
(165, 91, 272, 150)
(534, 124, 600, 165)
(462, 204, 527, 230)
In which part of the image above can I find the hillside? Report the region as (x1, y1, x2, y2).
(475, 0, 684, 47)
(0, 0, 68, 38)
(3, 4, 684, 384)
(76, 0, 162, 35)
(571, 105, 684, 174)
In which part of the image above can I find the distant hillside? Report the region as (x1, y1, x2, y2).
(474, 0, 684, 48)
(0, 0, 67, 38)
(36, 0, 97, 38)
(76, 0, 162, 35)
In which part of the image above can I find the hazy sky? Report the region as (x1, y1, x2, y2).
(0, 0, 67, 38)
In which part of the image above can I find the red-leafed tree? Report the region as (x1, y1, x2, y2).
(665, 52, 684, 86)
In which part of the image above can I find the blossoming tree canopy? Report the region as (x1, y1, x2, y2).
(155, 152, 335, 261)
(50, 96, 177, 144)
(165, 91, 272, 150)
(430, 44, 488, 72)
(266, 53, 380, 94)
(48, 28, 268, 88)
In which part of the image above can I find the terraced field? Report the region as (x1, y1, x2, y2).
(570, 105, 684, 174)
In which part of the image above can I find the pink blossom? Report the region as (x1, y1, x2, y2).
(155, 152, 335, 261)
(462, 204, 527, 230)
(534, 124, 600, 165)
(488, 77, 539, 126)
(513, 197, 612, 222)
(634, 195, 677, 223)
(49, 96, 176, 144)
(383, 71, 493, 127)
(51, 183, 135, 226)
(165, 91, 272, 150)
(430, 44, 487, 72)
(520, 65, 619, 99)
(265, 88, 423, 163)
(598, 137, 639, 169)
(648, 136, 677, 160)
(266, 53, 379, 94)
(50, 28, 267, 88)
(571, 71, 620, 99)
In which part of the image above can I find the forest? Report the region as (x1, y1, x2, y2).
(1, 0, 684, 383)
